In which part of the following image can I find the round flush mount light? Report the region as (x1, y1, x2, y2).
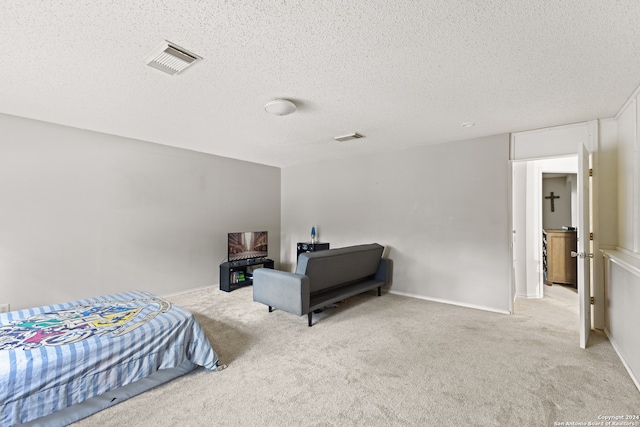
(461, 122, 475, 128)
(265, 99, 297, 116)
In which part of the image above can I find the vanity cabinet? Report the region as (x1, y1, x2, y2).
(543, 229, 577, 287)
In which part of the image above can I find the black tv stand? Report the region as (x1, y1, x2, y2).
(219, 258, 274, 292)
(296, 242, 330, 259)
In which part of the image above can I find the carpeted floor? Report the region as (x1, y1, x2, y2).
(73, 284, 640, 426)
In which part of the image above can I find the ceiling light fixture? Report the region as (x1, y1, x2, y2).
(461, 122, 475, 128)
(334, 133, 364, 142)
(264, 99, 297, 116)
(145, 41, 201, 76)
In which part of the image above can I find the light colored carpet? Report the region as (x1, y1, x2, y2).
(72, 284, 640, 426)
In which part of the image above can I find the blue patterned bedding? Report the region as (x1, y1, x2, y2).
(0, 291, 220, 426)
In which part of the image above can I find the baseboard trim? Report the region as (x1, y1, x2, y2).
(388, 290, 511, 315)
(166, 285, 513, 315)
(604, 327, 640, 393)
(516, 292, 543, 299)
(162, 284, 217, 299)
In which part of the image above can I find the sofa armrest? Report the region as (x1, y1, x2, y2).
(375, 258, 393, 285)
(253, 268, 310, 315)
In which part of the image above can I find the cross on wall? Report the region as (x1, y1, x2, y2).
(545, 192, 560, 212)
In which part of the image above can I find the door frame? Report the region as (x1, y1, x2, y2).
(509, 120, 598, 348)
(512, 157, 578, 299)
(577, 138, 593, 348)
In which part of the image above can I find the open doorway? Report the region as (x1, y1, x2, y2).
(512, 157, 578, 300)
(542, 172, 578, 293)
(510, 121, 596, 348)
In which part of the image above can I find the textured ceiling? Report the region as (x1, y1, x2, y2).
(2, 1, 640, 168)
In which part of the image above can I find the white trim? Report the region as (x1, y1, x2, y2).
(577, 139, 591, 349)
(507, 157, 515, 315)
(162, 284, 217, 299)
(615, 82, 640, 120)
(601, 250, 640, 393)
(591, 120, 603, 331)
(516, 293, 543, 299)
(510, 121, 590, 139)
(510, 154, 580, 163)
(510, 122, 589, 161)
(614, 246, 640, 257)
(166, 285, 515, 315)
(605, 328, 640, 393)
(535, 162, 543, 298)
(602, 249, 640, 278)
(635, 101, 640, 253)
(388, 290, 512, 315)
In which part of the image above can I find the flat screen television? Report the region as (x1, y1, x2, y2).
(228, 231, 268, 262)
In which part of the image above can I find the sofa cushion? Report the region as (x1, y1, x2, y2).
(295, 243, 384, 294)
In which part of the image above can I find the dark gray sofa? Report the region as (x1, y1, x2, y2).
(252, 243, 392, 326)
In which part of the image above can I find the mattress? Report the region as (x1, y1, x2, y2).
(0, 291, 220, 426)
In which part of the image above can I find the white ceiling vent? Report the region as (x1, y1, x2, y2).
(334, 133, 364, 142)
(145, 41, 201, 76)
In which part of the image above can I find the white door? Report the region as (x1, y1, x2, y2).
(576, 142, 592, 348)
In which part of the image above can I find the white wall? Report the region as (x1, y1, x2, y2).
(542, 175, 574, 229)
(594, 119, 618, 331)
(524, 162, 539, 298)
(601, 88, 640, 390)
(512, 162, 527, 298)
(281, 134, 512, 314)
(616, 99, 639, 252)
(603, 252, 640, 389)
(510, 123, 589, 161)
(598, 119, 618, 249)
(0, 113, 281, 310)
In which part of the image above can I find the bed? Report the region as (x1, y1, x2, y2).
(0, 291, 222, 426)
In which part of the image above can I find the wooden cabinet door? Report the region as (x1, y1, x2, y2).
(546, 230, 577, 286)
